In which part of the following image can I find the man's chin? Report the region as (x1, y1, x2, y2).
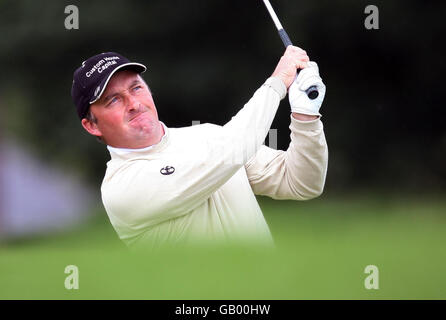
(129, 118, 161, 137)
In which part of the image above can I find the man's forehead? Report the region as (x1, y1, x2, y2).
(109, 70, 142, 86)
(102, 70, 143, 94)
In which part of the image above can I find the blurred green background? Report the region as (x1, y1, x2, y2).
(0, 0, 445, 299)
(1, 196, 446, 299)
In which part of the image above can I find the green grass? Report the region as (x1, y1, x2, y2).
(1, 195, 446, 299)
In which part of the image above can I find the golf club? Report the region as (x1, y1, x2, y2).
(262, 0, 319, 100)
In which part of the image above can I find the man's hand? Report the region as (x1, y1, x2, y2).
(271, 45, 309, 89)
(289, 61, 326, 117)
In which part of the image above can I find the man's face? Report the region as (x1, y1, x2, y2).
(82, 70, 164, 148)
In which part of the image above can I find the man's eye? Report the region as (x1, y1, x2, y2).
(108, 97, 119, 105)
(133, 86, 142, 91)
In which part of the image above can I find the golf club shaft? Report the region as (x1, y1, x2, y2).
(262, 0, 319, 100)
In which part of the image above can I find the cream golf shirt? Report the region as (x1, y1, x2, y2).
(101, 77, 328, 248)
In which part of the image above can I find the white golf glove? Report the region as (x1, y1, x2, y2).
(288, 61, 326, 117)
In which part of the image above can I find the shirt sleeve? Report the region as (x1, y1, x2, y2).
(244, 114, 328, 200)
(102, 77, 287, 230)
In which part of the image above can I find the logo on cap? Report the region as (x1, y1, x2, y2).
(94, 86, 101, 98)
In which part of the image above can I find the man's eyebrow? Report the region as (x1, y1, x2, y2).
(129, 79, 143, 88)
(101, 91, 118, 104)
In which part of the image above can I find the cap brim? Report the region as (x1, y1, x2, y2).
(89, 62, 147, 104)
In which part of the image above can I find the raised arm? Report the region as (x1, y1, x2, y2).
(245, 47, 328, 200)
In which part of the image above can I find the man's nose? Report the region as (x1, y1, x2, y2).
(126, 94, 139, 112)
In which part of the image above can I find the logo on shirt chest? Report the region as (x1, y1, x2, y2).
(160, 166, 175, 175)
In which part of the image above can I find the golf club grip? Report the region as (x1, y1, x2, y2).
(278, 29, 319, 100)
(278, 29, 292, 47)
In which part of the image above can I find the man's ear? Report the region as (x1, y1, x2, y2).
(81, 118, 102, 138)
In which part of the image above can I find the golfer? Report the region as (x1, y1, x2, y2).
(71, 46, 328, 248)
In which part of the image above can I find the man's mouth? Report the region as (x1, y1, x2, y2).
(129, 112, 147, 122)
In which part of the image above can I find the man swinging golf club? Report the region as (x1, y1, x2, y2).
(71, 44, 328, 248)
